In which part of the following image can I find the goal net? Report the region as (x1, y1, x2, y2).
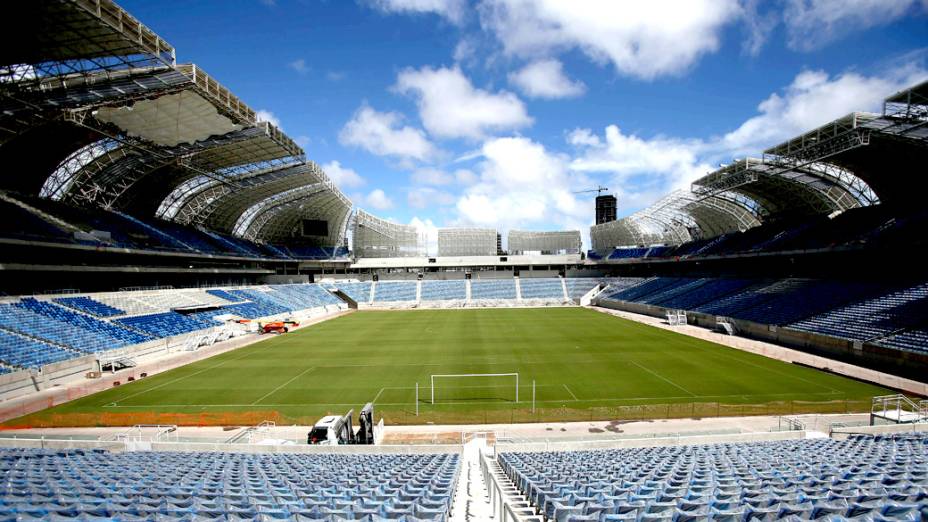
(430, 373, 519, 404)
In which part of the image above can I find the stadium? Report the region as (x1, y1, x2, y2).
(0, 1, 925, 521)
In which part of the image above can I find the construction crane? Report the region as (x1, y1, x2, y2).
(573, 185, 610, 196)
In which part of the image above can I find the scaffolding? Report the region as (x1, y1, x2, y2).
(353, 210, 424, 258)
(438, 228, 498, 257)
(507, 230, 580, 255)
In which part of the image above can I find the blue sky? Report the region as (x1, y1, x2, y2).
(120, 0, 927, 251)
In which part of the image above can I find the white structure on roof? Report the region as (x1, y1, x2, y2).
(508, 230, 580, 255)
(438, 228, 497, 257)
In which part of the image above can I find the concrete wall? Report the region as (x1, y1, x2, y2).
(421, 272, 467, 280)
(0, 370, 39, 399)
(375, 272, 419, 281)
(260, 274, 310, 284)
(831, 422, 928, 439)
(496, 430, 806, 453)
(0, 437, 461, 455)
(472, 271, 515, 280)
(0, 355, 97, 402)
(520, 270, 559, 278)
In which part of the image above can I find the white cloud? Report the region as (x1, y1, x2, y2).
(294, 135, 311, 148)
(408, 187, 456, 208)
(567, 63, 928, 215)
(453, 38, 478, 63)
(783, 0, 925, 51)
(722, 66, 928, 155)
(369, 0, 467, 24)
(740, 0, 778, 56)
(455, 169, 478, 185)
(365, 189, 394, 210)
(453, 137, 590, 244)
(289, 58, 308, 74)
(326, 71, 346, 82)
(478, 0, 742, 80)
(339, 105, 437, 161)
(411, 168, 455, 186)
(569, 125, 713, 207)
(395, 65, 532, 139)
(321, 160, 366, 189)
(508, 59, 586, 99)
(255, 109, 281, 129)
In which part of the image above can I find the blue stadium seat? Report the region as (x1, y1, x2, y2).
(373, 282, 417, 303)
(499, 434, 928, 522)
(0, 449, 459, 521)
(519, 278, 564, 299)
(470, 279, 517, 300)
(420, 280, 466, 301)
(52, 296, 124, 318)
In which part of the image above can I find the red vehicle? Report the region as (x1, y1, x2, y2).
(260, 320, 299, 334)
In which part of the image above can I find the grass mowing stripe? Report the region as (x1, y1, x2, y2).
(10, 307, 889, 427)
(108, 345, 262, 406)
(99, 389, 850, 408)
(251, 367, 316, 405)
(627, 360, 696, 397)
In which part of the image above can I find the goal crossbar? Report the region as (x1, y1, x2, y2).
(430, 373, 519, 404)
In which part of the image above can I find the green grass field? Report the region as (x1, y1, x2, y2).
(6, 308, 889, 427)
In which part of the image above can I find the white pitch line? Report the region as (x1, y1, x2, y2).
(563, 384, 579, 401)
(372, 387, 386, 404)
(99, 390, 846, 409)
(110, 347, 259, 405)
(688, 340, 842, 394)
(628, 360, 696, 397)
(251, 367, 315, 405)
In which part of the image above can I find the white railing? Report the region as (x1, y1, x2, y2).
(225, 420, 276, 444)
(113, 424, 178, 442)
(479, 448, 530, 522)
(872, 394, 927, 424)
(778, 416, 805, 431)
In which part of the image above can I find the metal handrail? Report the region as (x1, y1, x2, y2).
(479, 449, 526, 522)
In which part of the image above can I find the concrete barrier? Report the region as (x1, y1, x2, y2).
(495, 430, 807, 453)
(830, 422, 928, 438)
(0, 437, 461, 455)
(496, 431, 806, 452)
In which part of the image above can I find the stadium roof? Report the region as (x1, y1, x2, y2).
(0, 0, 352, 247)
(592, 81, 926, 252)
(0, 0, 174, 82)
(693, 157, 877, 216)
(764, 82, 928, 205)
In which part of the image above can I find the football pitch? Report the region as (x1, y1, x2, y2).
(7, 308, 889, 427)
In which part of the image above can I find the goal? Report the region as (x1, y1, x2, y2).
(430, 373, 519, 404)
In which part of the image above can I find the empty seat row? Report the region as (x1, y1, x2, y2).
(520, 279, 565, 300)
(499, 434, 928, 522)
(0, 448, 458, 521)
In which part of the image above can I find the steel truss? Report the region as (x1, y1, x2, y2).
(353, 210, 424, 258)
(507, 230, 580, 254)
(693, 157, 877, 217)
(0, 0, 175, 85)
(229, 175, 351, 247)
(437, 228, 497, 256)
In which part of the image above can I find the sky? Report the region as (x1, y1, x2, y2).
(119, 0, 928, 252)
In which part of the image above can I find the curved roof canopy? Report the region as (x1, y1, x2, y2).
(764, 82, 928, 206)
(0, 0, 352, 249)
(692, 157, 877, 217)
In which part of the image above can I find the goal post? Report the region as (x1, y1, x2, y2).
(430, 373, 519, 404)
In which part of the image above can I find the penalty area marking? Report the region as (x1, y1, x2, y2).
(250, 367, 316, 405)
(562, 384, 579, 401)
